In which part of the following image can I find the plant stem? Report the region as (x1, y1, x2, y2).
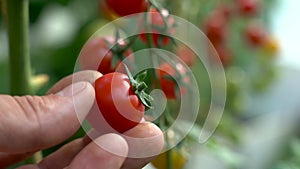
(146, 3, 173, 169)
(166, 131, 173, 169)
(5, 0, 43, 163)
(5, 0, 32, 95)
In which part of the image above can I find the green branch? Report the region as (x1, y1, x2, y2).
(5, 0, 43, 164)
(5, 0, 32, 95)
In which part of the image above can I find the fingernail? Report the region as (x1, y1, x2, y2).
(56, 82, 87, 97)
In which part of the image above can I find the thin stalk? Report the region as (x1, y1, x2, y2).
(146, 2, 173, 168)
(166, 134, 173, 169)
(5, 0, 32, 95)
(164, 102, 174, 169)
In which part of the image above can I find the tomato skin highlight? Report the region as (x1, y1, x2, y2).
(94, 72, 145, 133)
(105, 0, 149, 16)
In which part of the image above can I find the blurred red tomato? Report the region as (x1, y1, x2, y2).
(236, 0, 260, 16)
(205, 11, 227, 45)
(209, 44, 232, 67)
(105, 0, 149, 16)
(79, 36, 133, 74)
(139, 8, 175, 47)
(157, 62, 189, 99)
(216, 45, 232, 66)
(216, 5, 233, 20)
(175, 45, 197, 67)
(244, 22, 267, 47)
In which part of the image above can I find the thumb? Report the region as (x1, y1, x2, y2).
(0, 81, 95, 153)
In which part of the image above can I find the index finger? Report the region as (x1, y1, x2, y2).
(47, 70, 102, 94)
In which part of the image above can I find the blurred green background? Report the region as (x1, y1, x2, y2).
(1, 0, 300, 169)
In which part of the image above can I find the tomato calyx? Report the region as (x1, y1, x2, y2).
(124, 64, 153, 108)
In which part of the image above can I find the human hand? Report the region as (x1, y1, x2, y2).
(0, 70, 164, 169)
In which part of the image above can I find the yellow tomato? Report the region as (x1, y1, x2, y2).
(98, 0, 119, 21)
(151, 149, 187, 169)
(262, 37, 280, 56)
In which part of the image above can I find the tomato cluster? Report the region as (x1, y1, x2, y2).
(82, 0, 196, 133)
(204, 7, 232, 66)
(86, 0, 276, 136)
(203, 0, 275, 67)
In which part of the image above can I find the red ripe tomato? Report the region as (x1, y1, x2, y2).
(214, 45, 232, 66)
(94, 72, 145, 133)
(237, 0, 260, 16)
(244, 22, 267, 47)
(79, 36, 133, 74)
(217, 5, 232, 20)
(105, 0, 149, 16)
(157, 62, 189, 99)
(175, 45, 197, 67)
(205, 11, 227, 45)
(139, 8, 175, 47)
(98, 0, 118, 20)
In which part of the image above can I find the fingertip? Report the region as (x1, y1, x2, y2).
(47, 70, 102, 94)
(120, 122, 164, 169)
(94, 133, 129, 158)
(72, 82, 96, 122)
(124, 122, 164, 158)
(68, 134, 128, 169)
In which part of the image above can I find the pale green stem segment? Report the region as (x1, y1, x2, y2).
(5, 0, 32, 95)
(5, 0, 43, 163)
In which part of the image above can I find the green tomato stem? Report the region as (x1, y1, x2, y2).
(164, 102, 174, 169)
(5, 0, 32, 95)
(146, 3, 173, 168)
(166, 154, 172, 169)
